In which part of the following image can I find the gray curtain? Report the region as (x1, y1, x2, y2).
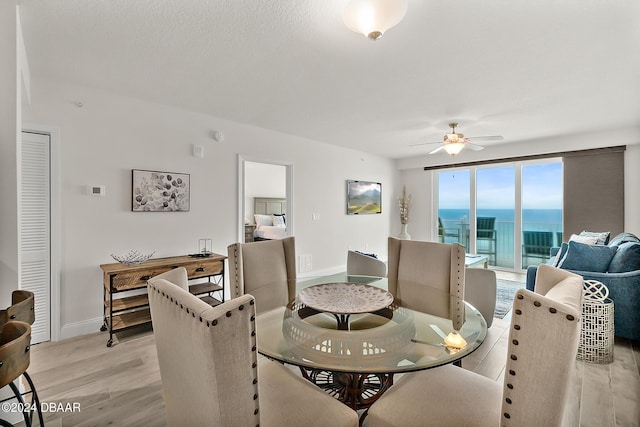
(563, 147, 625, 239)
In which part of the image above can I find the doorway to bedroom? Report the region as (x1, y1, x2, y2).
(238, 157, 293, 243)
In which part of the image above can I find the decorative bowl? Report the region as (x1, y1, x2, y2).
(111, 250, 155, 266)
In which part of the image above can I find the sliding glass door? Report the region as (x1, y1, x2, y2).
(522, 163, 563, 268)
(477, 167, 515, 269)
(437, 170, 470, 246)
(436, 160, 562, 271)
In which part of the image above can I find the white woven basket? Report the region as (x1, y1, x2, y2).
(577, 280, 614, 364)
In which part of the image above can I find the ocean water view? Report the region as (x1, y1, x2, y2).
(439, 208, 562, 225)
(438, 208, 563, 269)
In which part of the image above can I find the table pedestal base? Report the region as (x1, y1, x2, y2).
(299, 368, 393, 425)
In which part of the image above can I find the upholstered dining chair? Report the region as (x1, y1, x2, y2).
(147, 276, 358, 427)
(464, 268, 497, 328)
(228, 236, 297, 314)
(387, 237, 466, 329)
(346, 250, 387, 277)
(147, 266, 189, 291)
(367, 264, 583, 427)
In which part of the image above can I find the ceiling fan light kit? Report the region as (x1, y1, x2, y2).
(343, 0, 408, 40)
(418, 123, 504, 156)
(443, 142, 465, 156)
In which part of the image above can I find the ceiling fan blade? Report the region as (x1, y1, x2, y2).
(467, 135, 504, 142)
(428, 145, 445, 154)
(410, 141, 441, 147)
(466, 142, 485, 151)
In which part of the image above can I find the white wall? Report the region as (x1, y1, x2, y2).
(21, 78, 397, 338)
(391, 169, 434, 242)
(0, 2, 20, 307)
(625, 143, 640, 235)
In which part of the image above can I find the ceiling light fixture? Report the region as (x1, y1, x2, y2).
(443, 142, 465, 156)
(343, 0, 408, 41)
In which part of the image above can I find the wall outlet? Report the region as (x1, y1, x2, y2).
(298, 254, 312, 273)
(312, 213, 320, 221)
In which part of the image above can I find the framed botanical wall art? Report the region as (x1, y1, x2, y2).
(132, 169, 190, 212)
(346, 180, 382, 215)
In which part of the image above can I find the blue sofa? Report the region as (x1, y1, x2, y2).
(526, 232, 640, 342)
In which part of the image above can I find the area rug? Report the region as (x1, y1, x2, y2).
(494, 279, 526, 318)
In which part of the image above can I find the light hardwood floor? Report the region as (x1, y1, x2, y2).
(15, 308, 640, 426)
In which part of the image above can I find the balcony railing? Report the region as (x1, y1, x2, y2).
(439, 219, 562, 270)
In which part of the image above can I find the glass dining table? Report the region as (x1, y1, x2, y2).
(255, 273, 488, 420)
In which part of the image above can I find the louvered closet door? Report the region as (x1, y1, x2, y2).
(21, 131, 51, 343)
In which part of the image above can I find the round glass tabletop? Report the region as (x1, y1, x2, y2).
(256, 276, 487, 375)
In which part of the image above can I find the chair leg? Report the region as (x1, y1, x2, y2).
(7, 381, 32, 427)
(1, 373, 45, 427)
(23, 372, 45, 427)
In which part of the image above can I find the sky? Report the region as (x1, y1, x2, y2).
(439, 162, 563, 210)
(348, 180, 381, 196)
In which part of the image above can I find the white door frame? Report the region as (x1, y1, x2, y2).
(22, 123, 60, 341)
(237, 155, 294, 243)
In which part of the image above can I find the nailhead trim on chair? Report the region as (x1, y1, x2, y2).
(233, 244, 241, 299)
(149, 282, 262, 425)
(247, 297, 260, 426)
(456, 250, 463, 322)
(502, 290, 579, 423)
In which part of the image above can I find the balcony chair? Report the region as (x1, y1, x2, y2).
(346, 250, 387, 277)
(0, 291, 45, 427)
(522, 230, 554, 267)
(387, 237, 466, 330)
(476, 217, 497, 265)
(464, 268, 497, 328)
(147, 277, 358, 427)
(227, 236, 296, 314)
(367, 264, 583, 427)
(437, 217, 461, 243)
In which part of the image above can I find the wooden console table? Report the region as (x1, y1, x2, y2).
(100, 254, 226, 347)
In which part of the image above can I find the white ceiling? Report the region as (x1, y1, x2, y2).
(18, 0, 640, 159)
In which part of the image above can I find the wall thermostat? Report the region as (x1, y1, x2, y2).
(192, 144, 205, 158)
(88, 185, 106, 196)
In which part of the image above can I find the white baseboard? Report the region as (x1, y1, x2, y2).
(59, 317, 104, 340)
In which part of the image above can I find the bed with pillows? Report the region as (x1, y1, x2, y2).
(253, 213, 287, 240)
(526, 231, 640, 342)
(250, 197, 288, 241)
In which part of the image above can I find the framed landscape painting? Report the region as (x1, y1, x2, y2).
(132, 169, 190, 212)
(347, 180, 382, 215)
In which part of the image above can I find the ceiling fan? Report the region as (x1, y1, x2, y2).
(412, 123, 504, 156)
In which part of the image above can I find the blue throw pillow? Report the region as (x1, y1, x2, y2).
(608, 232, 640, 247)
(558, 240, 617, 273)
(608, 242, 640, 273)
